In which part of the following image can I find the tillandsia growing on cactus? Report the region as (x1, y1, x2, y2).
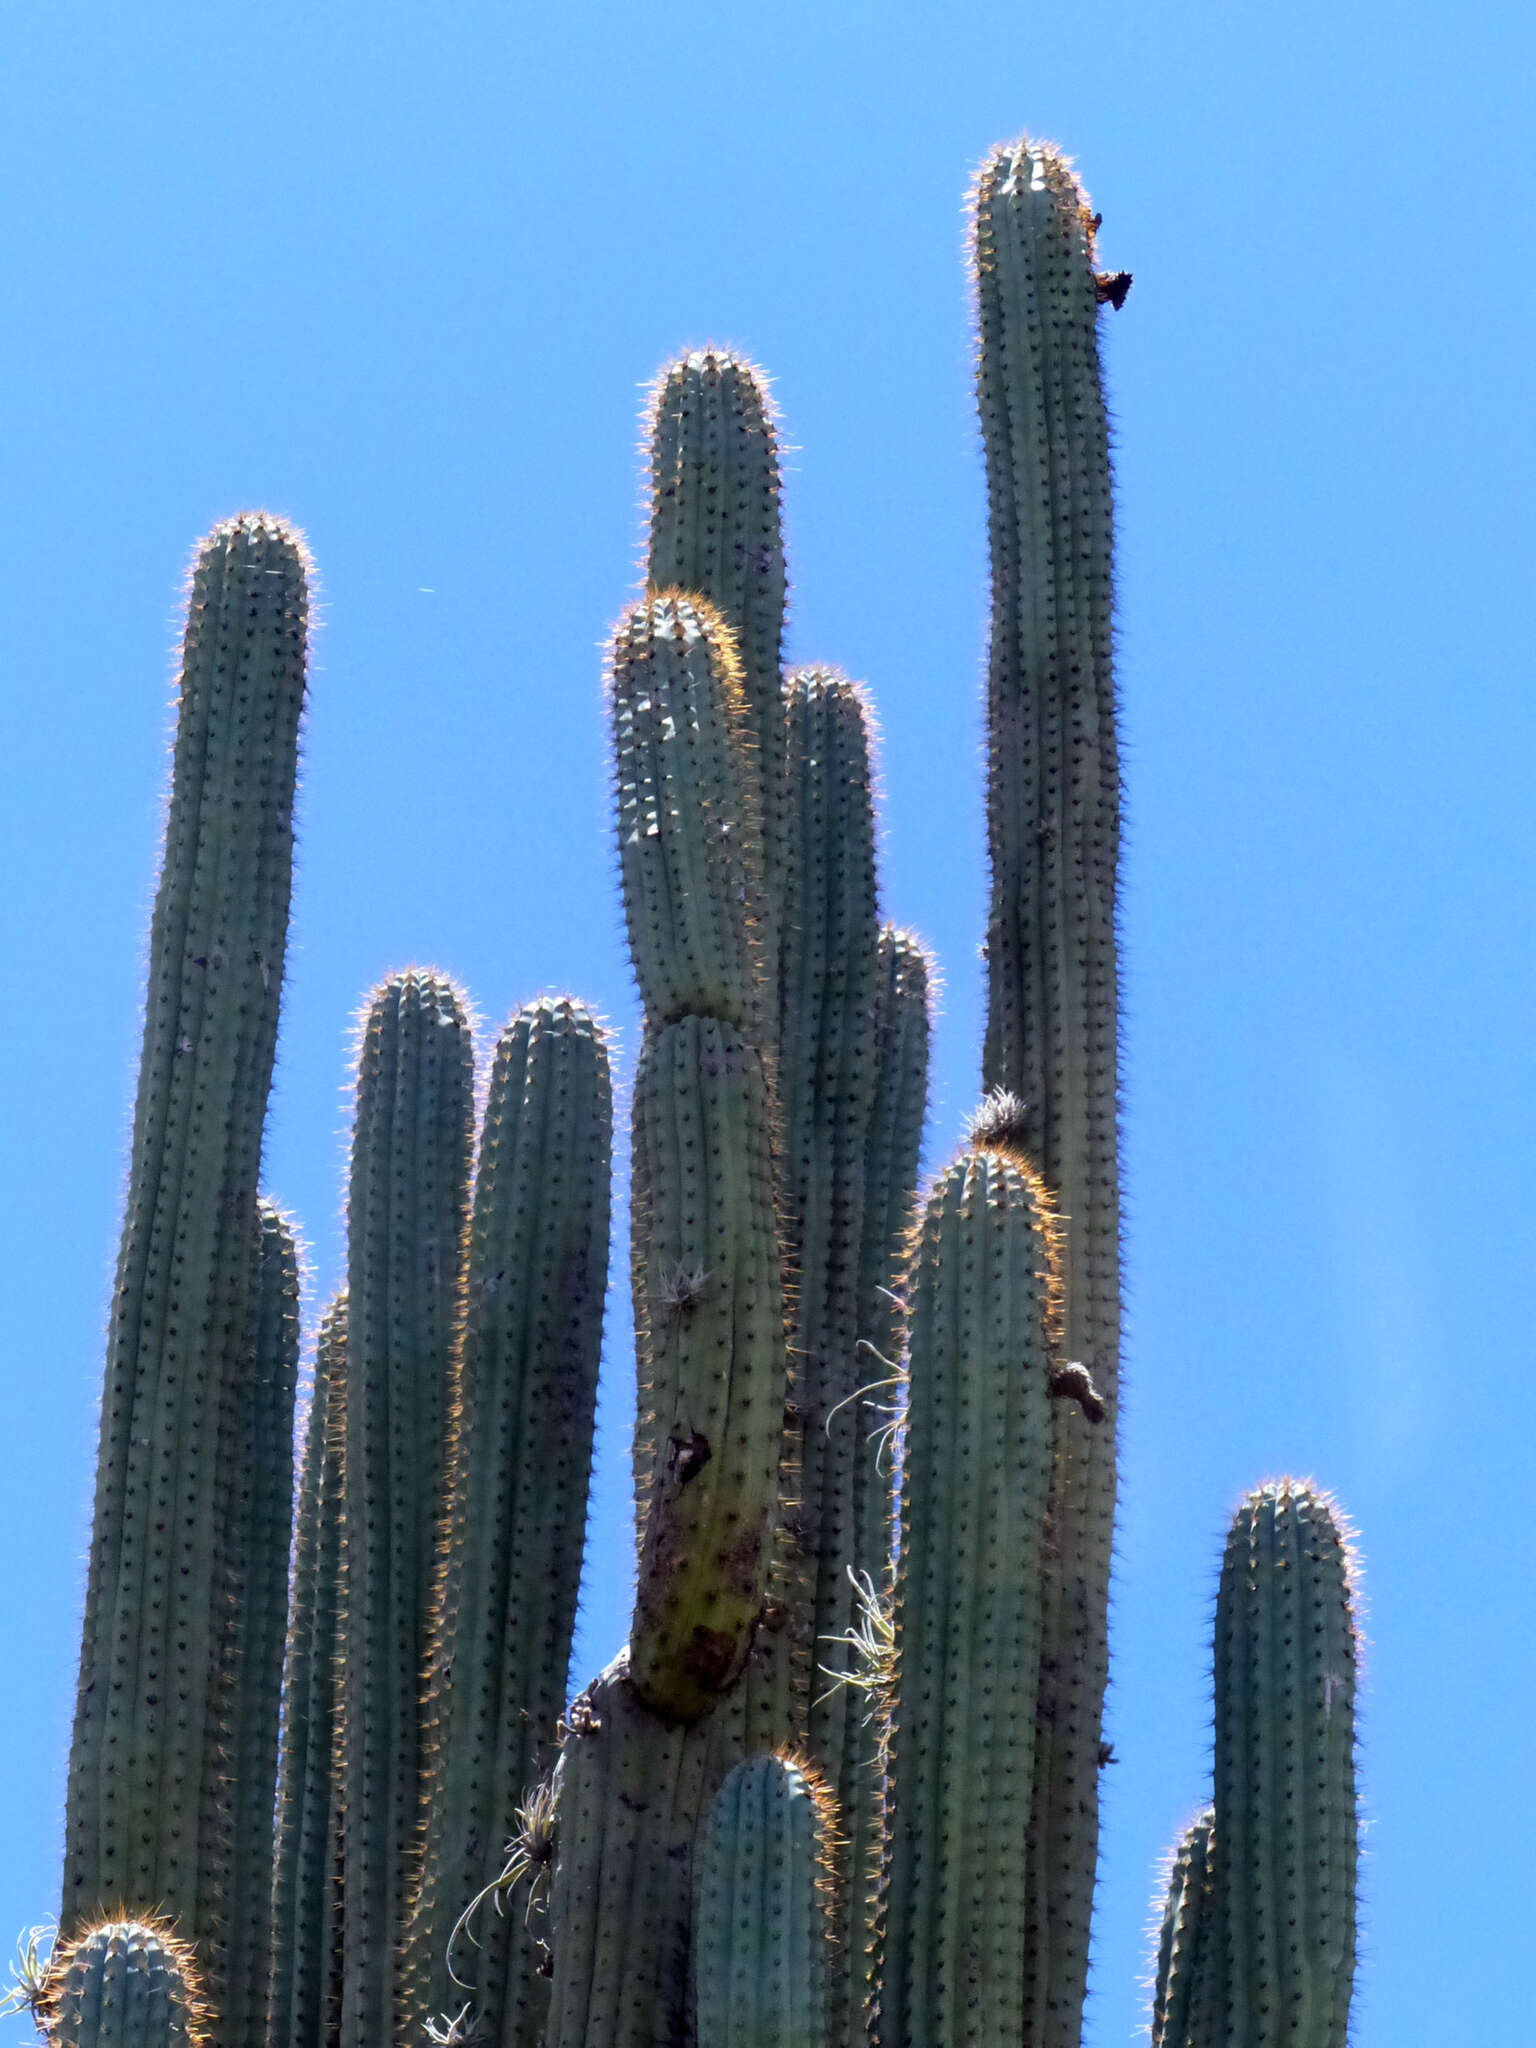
(33, 127, 1365, 2048)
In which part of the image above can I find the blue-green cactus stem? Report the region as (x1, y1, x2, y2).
(338, 970, 475, 2048)
(46, 1921, 208, 2048)
(840, 924, 931, 2046)
(406, 998, 613, 2048)
(629, 1015, 786, 1724)
(973, 135, 1122, 2047)
(1194, 1482, 1358, 2048)
(212, 1200, 300, 2044)
(694, 1755, 833, 2048)
(1150, 1809, 1213, 2048)
(269, 1291, 348, 2048)
(878, 1137, 1059, 2048)
(545, 1657, 719, 2048)
(775, 668, 885, 2042)
(62, 514, 309, 1960)
(609, 593, 766, 1038)
(645, 348, 787, 1003)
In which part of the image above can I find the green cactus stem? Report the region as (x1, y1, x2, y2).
(338, 970, 475, 2048)
(46, 1922, 208, 2048)
(406, 997, 613, 2048)
(775, 668, 883, 2037)
(62, 513, 309, 1961)
(628, 1014, 786, 1723)
(545, 1658, 719, 2048)
(693, 1755, 833, 2048)
(609, 593, 766, 1039)
(1191, 1481, 1358, 2048)
(214, 1200, 300, 2044)
(840, 924, 931, 2045)
(645, 347, 788, 995)
(1150, 1809, 1214, 2048)
(878, 1135, 1060, 2048)
(973, 135, 1122, 2045)
(269, 1291, 349, 2048)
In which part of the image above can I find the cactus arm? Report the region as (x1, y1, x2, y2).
(46, 1921, 209, 2048)
(406, 998, 613, 2048)
(269, 1292, 349, 2048)
(693, 1756, 832, 2048)
(645, 347, 788, 993)
(338, 971, 475, 2048)
(877, 1138, 1059, 2048)
(545, 1659, 718, 2048)
(1202, 1482, 1359, 2048)
(628, 1015, 785, 1723)
(1149, 1809, 1214, 2048)
(838, 925, 931, 2044)
(972, 136, 1121, 2045)
(609, 594, 766, 1039)
(62, 514, 308, 1961)
(213, 1200, 301, 2042)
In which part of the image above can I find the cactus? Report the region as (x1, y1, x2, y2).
(61, 513, 308, 1990)
(877, 1134, 1059, 2047)
(337, 970, 475, 2048)
(45, 1923, 208, 2048)
(693, 1756, 833, 2048)
(44, 128, 1368, 2048)
(973, 136, 1123, 2047)
(269, 1293, 348, 2048)
(405, 998, 613, 2048)
(1152, 1484, 1358, 2048)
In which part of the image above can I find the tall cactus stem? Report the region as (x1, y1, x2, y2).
(62, 513, 309, 1964)
(1194, 1481, 1359, 2048)
(545, 1659, 718, 2048)
(213, 1200, 300, 2041)
(839, 925, 931, 2044)
(629, 1016, 786, 1723)
(973, 135, 1121, 2045)
(46, 1921, 209, 2048)
(269, 1292, 349, 2048)
(693, 1755, 835, 2048)
(338, 971, 475, 2048)
(878, 1138, 1060, 2048)
(406, 998, 613, 2048)
(645, 348, 788, 1009)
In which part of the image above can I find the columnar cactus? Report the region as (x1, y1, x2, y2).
(45, 1923, 207, 2048)
(44, 128, 1364, 2048)
(61, 514, 309, 1994)
(694, 1756, 834, 2048)
(973, 138, 1123, 2048)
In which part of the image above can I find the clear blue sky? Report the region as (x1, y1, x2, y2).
(3, 3, 1532, 2040)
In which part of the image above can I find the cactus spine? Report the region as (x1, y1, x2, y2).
(338, 970, 475, 2048)
(973, 137, 1122, 2045)
(406, 998, 613, 2047)
(46, 1923, 207, 2048)
(62, 514, 308, 1984)
(694, 1757, 834, 2048)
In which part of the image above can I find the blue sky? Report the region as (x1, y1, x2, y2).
(3, 3, 1533, 2040)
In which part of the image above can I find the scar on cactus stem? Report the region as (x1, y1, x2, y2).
(1050, 1361, 1108, 1424)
